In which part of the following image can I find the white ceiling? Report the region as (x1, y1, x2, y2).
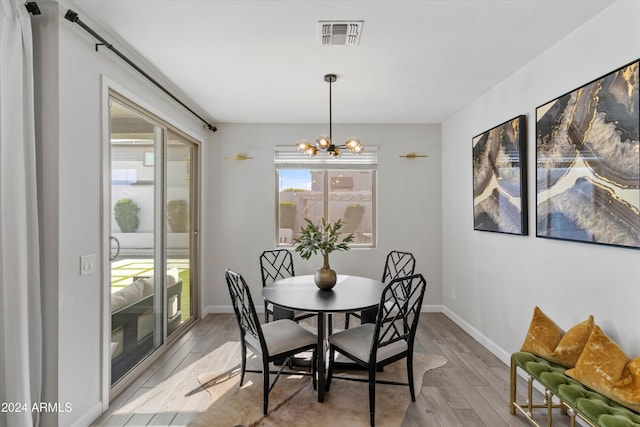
(65, 0, 614, 125)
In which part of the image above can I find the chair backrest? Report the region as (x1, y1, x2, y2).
(225, 269, 266, 350)
(381, 251, 416, 284)
(372, 274, 427, 358)
(259, 249, 295, 287)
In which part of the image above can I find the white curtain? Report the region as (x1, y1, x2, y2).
(0, 1, 42, 426)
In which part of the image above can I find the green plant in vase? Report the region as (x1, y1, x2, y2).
(293, 218, 354, 290)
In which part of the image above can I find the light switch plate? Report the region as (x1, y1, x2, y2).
(80, 254, 97, 275)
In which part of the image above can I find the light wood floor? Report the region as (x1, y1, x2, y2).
(92, 313, 572, 426)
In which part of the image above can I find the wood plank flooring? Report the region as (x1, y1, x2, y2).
(91, 313, 572, 426)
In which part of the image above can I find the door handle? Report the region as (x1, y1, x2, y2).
(109, 236, 120, 261)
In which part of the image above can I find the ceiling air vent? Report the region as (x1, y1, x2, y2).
(319, 21, 363, 46)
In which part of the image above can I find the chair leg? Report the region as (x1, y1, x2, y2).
(326, 346, 335, 391)
(240, 342, 247, 386)
(263, 359, 269, 415)
(407, 353, 416, 401)
(369, 365, 377, 426)
(312, 348, 318, 391)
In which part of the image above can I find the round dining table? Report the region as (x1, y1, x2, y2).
(262, 274, 385, 402)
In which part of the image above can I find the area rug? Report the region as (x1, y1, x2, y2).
(188, 341, 447, 427)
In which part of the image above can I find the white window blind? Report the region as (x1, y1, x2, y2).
(274, 146, 378, 170)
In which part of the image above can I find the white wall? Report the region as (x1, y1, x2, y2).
(201, 123, 442, 314)
(442, 0, 640, 363)
(33, 3, 207, 425)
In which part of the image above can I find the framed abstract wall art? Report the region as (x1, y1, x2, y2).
(473, 115, 528, 235)
(536, 59, 639, 249)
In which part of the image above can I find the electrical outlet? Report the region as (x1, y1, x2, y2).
(80, 254, 96, 275)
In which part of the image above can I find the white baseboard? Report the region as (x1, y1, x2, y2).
(203, 305, 234, 315)
(69, 401, 102, 427)
(421, 304, 442, 313)
(440, 306, 511, 365)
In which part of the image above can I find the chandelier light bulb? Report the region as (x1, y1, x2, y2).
(316, 135, 331, 148)
(296, 140, 311, 153)
(350, 144, 364, 154)
(345, 137, 362, 151)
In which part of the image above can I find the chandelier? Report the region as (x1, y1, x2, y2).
(296, 74, 364, 157)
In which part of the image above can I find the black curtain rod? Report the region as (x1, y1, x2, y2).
(25, 2, 41, 15)
(64, 9, 217, 132)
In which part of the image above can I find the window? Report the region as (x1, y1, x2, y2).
(275, 147, 377, 247)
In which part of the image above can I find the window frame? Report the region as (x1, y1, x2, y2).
(274, 147, 377, 249)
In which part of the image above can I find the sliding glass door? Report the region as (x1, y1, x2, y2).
(166, 130, 197, 337)
(108, 93, 198, 386)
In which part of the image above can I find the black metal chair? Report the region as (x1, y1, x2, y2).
(225, 269, 317, 415)
(345, 250, 416, 328)
(326, 273, 427, 426)
(259, 249, 317, 323)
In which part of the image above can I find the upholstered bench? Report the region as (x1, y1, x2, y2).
(511, 351, 640, 427)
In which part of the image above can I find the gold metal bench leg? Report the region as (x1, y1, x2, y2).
(510, 359, 517, 415)
(567, 406, 576, 427)
(545, 389, 553, 427)
(528, 375, 534, 416)
(511, 360, 551, 427)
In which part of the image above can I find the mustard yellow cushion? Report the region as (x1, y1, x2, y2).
(520, 306, 594, 368)
(611, 357, 640, 412)
(546, 314, 594, 367)
(566, 325, 640, 412)
(521, 306, 562, 356)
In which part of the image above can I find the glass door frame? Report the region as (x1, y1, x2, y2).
(103, 88, 200, 401)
